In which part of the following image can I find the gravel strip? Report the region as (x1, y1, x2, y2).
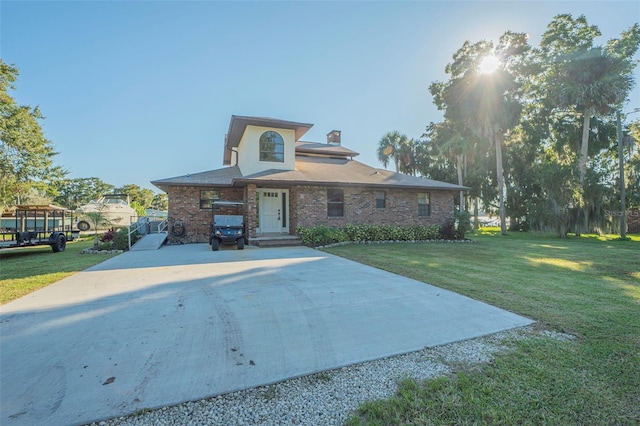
(90, 325, 572, 426)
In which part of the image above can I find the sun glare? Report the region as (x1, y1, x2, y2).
(479, 55, 500, 74)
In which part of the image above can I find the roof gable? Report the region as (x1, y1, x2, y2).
(223, 116, 313, 165)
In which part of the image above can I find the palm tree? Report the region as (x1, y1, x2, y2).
(431, 33, 529, 235)
(377, 131, 408, 172)
(540, 16, 639, 233)
(453, 71, 519, 235)
(551, 48, 634, 232)
(554, 48, 633, 187)
(396, 138, 420, 176)
(428, 121, 480, 211)
(85, 210, 112, 249)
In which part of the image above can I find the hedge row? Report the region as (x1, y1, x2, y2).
(297, 222, 463, 246)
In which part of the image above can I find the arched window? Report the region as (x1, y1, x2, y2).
(259, 131, 284, 162)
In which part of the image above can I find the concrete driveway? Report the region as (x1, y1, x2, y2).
(1, 244, 532, 425)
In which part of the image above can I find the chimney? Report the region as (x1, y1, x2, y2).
(327, 130, 341, 145)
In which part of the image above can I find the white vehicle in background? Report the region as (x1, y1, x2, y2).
(75, 194, 138, 231)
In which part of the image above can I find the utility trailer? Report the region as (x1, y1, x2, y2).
(0, 205, 80, 252)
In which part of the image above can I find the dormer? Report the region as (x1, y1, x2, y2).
(223, 116, 312, 176)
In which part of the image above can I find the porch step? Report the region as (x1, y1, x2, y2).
(250, 236, 302, 248)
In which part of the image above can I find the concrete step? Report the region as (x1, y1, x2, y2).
(250, 236, 302, 248)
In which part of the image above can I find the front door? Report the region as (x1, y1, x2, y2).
(257, 189, 288, 234)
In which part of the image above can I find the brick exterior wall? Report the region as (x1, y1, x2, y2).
(166, 186, 243, 243)
(292, 186, 456, 229)
(165, 184, 457, 243)
(245, 184, 257, 238)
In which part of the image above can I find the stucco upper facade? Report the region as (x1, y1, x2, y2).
(235, 125, 297, 176)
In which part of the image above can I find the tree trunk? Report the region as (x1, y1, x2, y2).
(494, 131, 508, 235)
(456, 154, 465, 211)
(577, 113, 592, 235)
(552, 199, 567, 239)
(474, 197, 479, 230)
(579, 113, 591, 187)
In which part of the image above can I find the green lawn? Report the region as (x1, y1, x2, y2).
(2, 231, 638, 423)
(325, 230, 640, 425)
(0, 239, 119, 304)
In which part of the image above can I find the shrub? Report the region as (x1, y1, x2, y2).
(344, 224, 367, 242)
(297, 223, 453, 246)
(439, 213, 472, 240)
(455, 211, 471, 238)
(439, 217, 458, 240)
(509, 221, 530, 232)
(113, 227, 141, 251)
(97, 241, 113, 251)
(298, 225, 348, 245)
(100, 228, 115, 242)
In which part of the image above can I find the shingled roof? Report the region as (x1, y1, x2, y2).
(236, 156, 465, 190)
(153, 115, 466, 192)
(152, 158, 466, 191)
(151, 166, 242, 191)
(295, 141, 359, 158)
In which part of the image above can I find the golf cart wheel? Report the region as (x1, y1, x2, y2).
(77, 220, 90, 231)
(211, 238, 219, 251)
(52, 234, 66, 253)
(237, 238, 244, 250)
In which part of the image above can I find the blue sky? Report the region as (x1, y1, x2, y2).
(2, 1, 639, 193)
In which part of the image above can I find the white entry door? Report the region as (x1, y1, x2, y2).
(258, 190, 288, 234)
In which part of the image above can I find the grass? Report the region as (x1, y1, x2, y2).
(2, 229, 637, 423)
(0, 239, 119, 304)
(324, 230, 640, 425)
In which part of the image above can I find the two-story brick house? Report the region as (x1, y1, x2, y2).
(151, 115, 466, 244)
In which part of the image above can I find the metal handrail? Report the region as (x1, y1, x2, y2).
(127, 217, 149, 250)
(157, 217, 168, 233)
(127, 216, 169, 250)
